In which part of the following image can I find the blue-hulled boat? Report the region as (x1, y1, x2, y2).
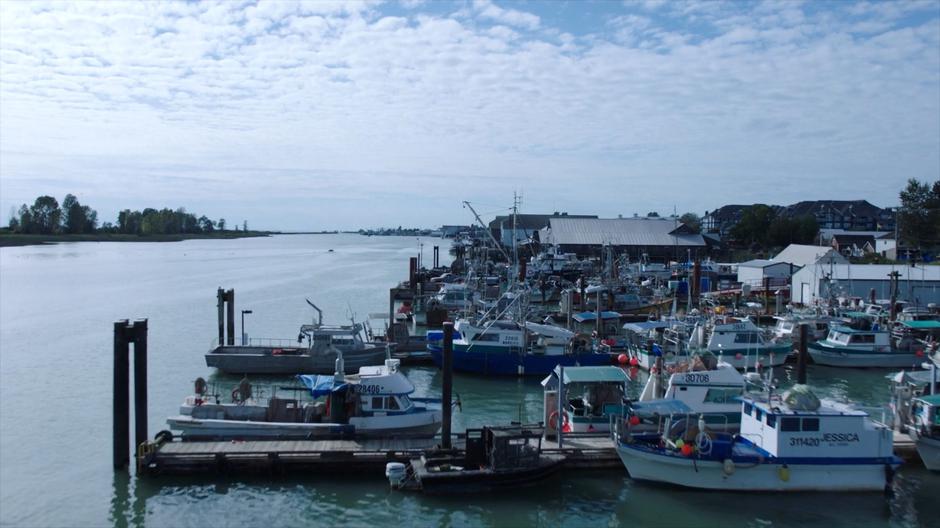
(427, 319, 613, 376)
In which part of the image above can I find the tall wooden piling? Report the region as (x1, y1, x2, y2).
(441, 322, 454, 449)
(132, 320, 148, 453)
(797, 323, 808, 384)
(113, 319, 148, 471)
(433, 245, 440, 268)
(409, 257, 418, 292)
(225, 289, 235, 346)
(217, 288, 225, 345)
(113, 321, 131, 470)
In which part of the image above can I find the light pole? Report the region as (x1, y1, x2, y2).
(241, 310, 253, 345)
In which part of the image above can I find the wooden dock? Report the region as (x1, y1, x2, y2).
(138, 433, 622, 476)
(139, 431, 922, 476)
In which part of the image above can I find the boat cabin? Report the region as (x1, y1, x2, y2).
(822, 326, 891, 350)
(738, 394, 894, 459)
(541, 366, 629, 434)
(707, 320, 766, 351)
(464, 426, 545, 471)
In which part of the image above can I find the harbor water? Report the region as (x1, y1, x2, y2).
(1, 234, 937, 527)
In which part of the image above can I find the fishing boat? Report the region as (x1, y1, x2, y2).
(889, 367, 939, 471)
(615, 386, 901, 491)
(426, 318, 612, 376)
(205, 302, 387, 375)
(168, 358, 443, 440)
(694, 319, 790, 370)
(387, 425, 565, 493)
(629, 360, 748, 433)
(540, 366, 630, 435)
(808, 325, 923, 368)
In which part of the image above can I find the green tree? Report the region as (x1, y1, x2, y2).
(678, 212, 701, 233)
(218, 218, 226, 231)
(29, 196, 61, 234)
(730, 204, 776, 247)
(62, 194, 87, 234)
(898, 178, 940, 249)
(16, 204, 32, 233)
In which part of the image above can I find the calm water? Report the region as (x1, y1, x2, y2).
(1, 235, 937, 528)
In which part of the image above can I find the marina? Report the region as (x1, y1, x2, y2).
(2, 233, 939, 528)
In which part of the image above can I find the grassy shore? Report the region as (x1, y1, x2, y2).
(0, 231, 277, 247)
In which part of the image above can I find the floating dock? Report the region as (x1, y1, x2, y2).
(138, 434, 620, 476)
(137, 433, 918, 476)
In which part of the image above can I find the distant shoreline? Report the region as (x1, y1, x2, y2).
(0, 231, 277, 248)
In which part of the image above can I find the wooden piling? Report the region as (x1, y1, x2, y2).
(441, 322, 454, 449)
(217, 288, 225, 345)
(113, 321, 131, 470)
(797, 323, 808, 384)
(132, 320, 148, 453)
(433, 245, 439, 268)
(409, 257, 417, 292)
(225, 289, 235, 346)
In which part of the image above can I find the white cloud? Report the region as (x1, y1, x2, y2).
(472, 0, 540, 31)
(0, 1, 937, 229)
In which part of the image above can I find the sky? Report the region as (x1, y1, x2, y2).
(1, 0, 938, 231)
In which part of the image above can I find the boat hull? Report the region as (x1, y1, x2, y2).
(428, 345, 612, 376)
(807, 343, 924, 368)
(413, 455, 565, 494)
(616, 441, 897, 491)
(168, 411, 442, 440)
(913, 434, 940, 471)
(205, 346, 387, 374)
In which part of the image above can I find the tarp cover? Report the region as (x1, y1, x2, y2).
(297, 375, 345, 398)
(629, 399, 693, 416)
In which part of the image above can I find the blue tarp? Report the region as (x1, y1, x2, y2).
(297, 375, 346, 398)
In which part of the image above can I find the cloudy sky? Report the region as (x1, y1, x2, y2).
(1, 1, 938, 231)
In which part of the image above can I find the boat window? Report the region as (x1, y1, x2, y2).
(386, 397, 400, 411)
(743, 402, 753, 415)
(781, 417, 800, 432)
(472, 333, 500, 342)
(755, 409, 763, 421)
(734, 333, 761, 344)
(398, 395, 412, 409)
(371, 396, 384, 410)
(849, 334, 875, 344)
(802, 418, 819, 431)
(704, 388, 743, 404)
(766, 414, 777, 428)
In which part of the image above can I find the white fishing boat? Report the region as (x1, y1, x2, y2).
(168, 358, 444, 440)
(630, 360, 748, 432)
(540, 366, 630, 434)
(808, 325, 923, 368)
(697, 320, 790, 370)
(616, 386, 901, 491)
(908, 394, 940, 471)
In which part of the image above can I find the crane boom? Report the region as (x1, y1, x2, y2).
(462, 201, 511, 262)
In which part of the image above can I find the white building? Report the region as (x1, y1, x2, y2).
(736, 259, 796, 288)
(773, 244, 847, 269)
(790, 263, 940, 306)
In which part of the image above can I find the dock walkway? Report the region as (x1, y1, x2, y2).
(140, 431, 921, 476)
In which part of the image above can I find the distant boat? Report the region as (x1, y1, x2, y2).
(808, 325, 923, 368)
(205, 302, 388, 375)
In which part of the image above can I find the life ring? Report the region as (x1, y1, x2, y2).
(272, 348, 283, 356)
(548, 410, 570, 431)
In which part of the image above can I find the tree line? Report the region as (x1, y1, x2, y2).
(7, 195, 240, 236)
